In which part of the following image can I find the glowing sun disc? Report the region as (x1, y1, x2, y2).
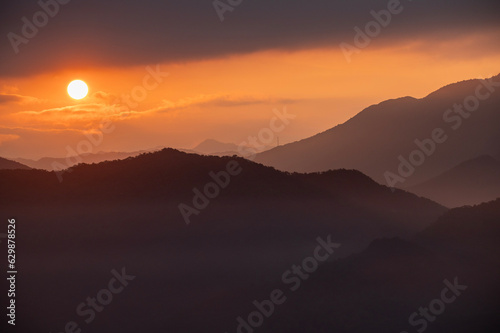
(67, 80, 88, 99)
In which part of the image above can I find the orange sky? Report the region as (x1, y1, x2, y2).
(1, 38, 499, 159)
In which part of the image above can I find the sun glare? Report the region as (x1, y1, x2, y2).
(67, 80, 88, 100)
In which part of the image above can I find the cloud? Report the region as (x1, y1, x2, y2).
(199, 95, 299, 108)
(153, 94, 300, 113)
(0, 126, 96, 159)
(0, 133, 20, 145)
(15, 102, 143, 128)
(0, 93, 40, 104)
(0, 94, 22, 104)
(11, 92, 298, 129)
(0, 0, 499, 76)
(90, 91, 126, 105)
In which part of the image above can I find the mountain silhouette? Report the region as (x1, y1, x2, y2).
(408, 155, 500, 207)
(14, 149, 154, 171)
(417, 198, 500, 257)
(192, 139, 241, 155)
(3, 149, 500, 333)
(1, 149, 445, 259)
(0, 156, 30, 170)
(262, 199, 500, 333)
(1, 149, 445, 247)
(255, 74, 500, 187)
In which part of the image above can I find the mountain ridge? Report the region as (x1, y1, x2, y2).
(0, 156, 31, 170)
(255, 74, 500, 187)
(408, 155, 500, 207)
(0, 147, 446, 258)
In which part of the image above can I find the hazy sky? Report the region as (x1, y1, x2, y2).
(0, 0, 499, 158)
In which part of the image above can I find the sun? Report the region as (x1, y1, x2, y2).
(67, 80, 88, 100)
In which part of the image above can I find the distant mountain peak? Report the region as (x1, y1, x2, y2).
(424, 73, 500, 100)
(192, 139, 241, 155)
(255, 74, 500, 188)
(0, 156, 31, 170)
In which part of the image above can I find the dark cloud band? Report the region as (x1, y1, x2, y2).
(0, 0, 499, 76)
